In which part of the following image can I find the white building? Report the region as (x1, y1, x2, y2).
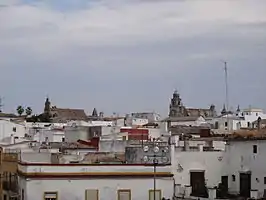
(18, 156, 174, 200)
(0, 119, 26, 141)
(237, 108, 266, 128)
(127, 112, 161, 123)
(68, 120, 115, 127)
(125, 117, 149, 127)
(170, 135, 225, 198)
(222, 135, 266, 198)
(170, 116, 206, 127)
(210, 114, 244, 132)
(41, 128, 65, 143)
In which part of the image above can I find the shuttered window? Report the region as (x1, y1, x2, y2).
(85, 189, 98, 200)
(117, 189, 131, 200)
(44, 192, 58, 200)
(149, 190, 161, 200)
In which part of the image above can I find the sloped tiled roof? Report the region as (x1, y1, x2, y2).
(226, 129, 266, 141)
(0, 113, 17, 118)
(161, 116, 201, 122)
(51, 108, 87, 122)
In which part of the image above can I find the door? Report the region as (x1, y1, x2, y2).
(240, 173, 251, 198)
(220, 176, 228, 197)
(190, 171, 207, 197)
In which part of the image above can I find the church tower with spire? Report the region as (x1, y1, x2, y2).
(221, 104, 227, 115)
(92, 108, 98, 117)
(44, 97, 51, 116)
(168, 90, 188, 117)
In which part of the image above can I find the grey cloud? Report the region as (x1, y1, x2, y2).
(0, 0, 266, 115)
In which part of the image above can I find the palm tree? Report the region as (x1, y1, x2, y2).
(25, 107, 32, 116)
(16, 105, 24, 116)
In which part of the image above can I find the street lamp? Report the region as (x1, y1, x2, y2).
(142, 140, 170, 200)
(153, 156, 158, 200)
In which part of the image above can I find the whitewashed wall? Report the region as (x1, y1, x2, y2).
(148, 128, 161, 139)
(21, 178, 173, 200)
(42, 130, 65, 143)
(240, 109, 266, 128)
(0, 120, 25, 141)
(175, 140, 226, 151)
(210, 116, 243, 131)
(170, 117, 207, 127)
(172, 151, 224, 187)
(224, 140, 266, 198)
(64, 126, 88, 143)
(19, 164, 174, 200)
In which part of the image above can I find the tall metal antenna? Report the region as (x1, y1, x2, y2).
(223, 61, 229, 112)
(221, 60, 230, 132)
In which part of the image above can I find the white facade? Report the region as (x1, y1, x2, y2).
(223, 139, 266, 198)
(41, 129, 65, 143)
(210, 114, 244, 131)
(25, 122, 66, 128)
(0, 119, 26, 141)
(173, 151, 224, 188)
(148, 128, 163, 139)
(64, 126, 89, 143)
(170, 116, 207, 127)
(18, 164, 174, 200)
(68, 120, 114, 127)
(132, 118, 149, 126)
(125, 117, 149, 127)
(238, 108, 266, 128)
(127, 112, 161, 123)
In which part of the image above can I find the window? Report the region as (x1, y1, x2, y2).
(149, 190, 161, 200)
(13, 127, 16, 132)
(253, 145, 258, 154)
(85, 189, 98, 200)
(117, 189, 131, 200)
(44, 192, 58, 200)
(62, 137, 65, 142)
(264, 177, 266, 184)
(225, 122, 228, 127)
(122, 136, 127, 141)
(232, 175, 236, 182)
(215, 122, 219, 129)
(248, 122, 251, 127)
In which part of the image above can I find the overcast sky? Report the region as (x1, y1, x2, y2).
(0, 0, 266, 116)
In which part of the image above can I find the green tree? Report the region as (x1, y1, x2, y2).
(25, 107, 32, 116)
(16, 105, 24, 116)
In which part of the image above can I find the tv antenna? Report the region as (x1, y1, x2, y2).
(221, 60, 230, 131)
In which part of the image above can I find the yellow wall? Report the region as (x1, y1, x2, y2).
(0, 149, 19, 200)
